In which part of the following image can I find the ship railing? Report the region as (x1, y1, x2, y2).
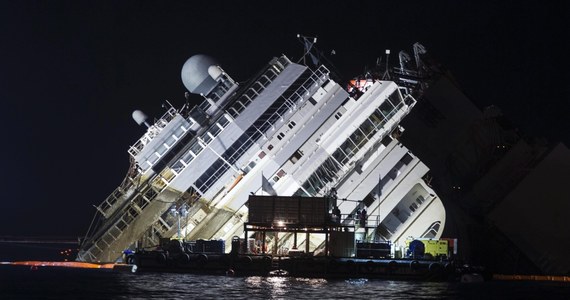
(95, 162, 143, 220)
(312, 93, 415, 197)
(199, 73, 236, 110)
(77, 249, 98, 262)
(336, 213, 382, 228)
(386, 96, 416, 129)
(82, 185, 179, 262)
(83, 158, 186, 261)
(87, 167, 188, 261)
(211, 65, 330, 188)
(83, 220, 124, 260)
(78, 236, 105, 262)
(292, 65, 329, 101)
(96, 187, 127, 219)
(226, 69, 279, 118)
(262, 65, 329, 130)
(275, 55, 291, 71)
(345, 99, 414, 168)
(128, 107, 178, 158)
(91, 180, 149, 237)
(226, 56, 291, 120)
(80, 206, 142, 262)
(195, 68, 292, 190)
(81, 176, 166, 261)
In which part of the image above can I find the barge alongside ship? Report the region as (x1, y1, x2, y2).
(128, 249, 458, 281)
(126, 195, 464, 281)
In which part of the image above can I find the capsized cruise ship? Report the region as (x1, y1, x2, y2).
(77, 41, 446, 263)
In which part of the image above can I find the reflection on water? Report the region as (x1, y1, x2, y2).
(345, 278, 368, 285)
(0, 269, 569, 299)
(244, 276, 330, 299)
(266, 276, 288, 299)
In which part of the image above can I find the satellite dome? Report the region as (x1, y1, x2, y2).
(181, 54, 220, 95)
(208, 65, 223, 80)
(132, 110, 150, 127)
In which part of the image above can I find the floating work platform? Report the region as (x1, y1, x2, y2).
(125, 195, 464, 281)
(126, 246, 458, 281)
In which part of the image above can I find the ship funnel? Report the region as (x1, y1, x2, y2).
(132, 110, 150, 128)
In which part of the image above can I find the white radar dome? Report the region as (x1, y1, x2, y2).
(181, 54, 220, 95)
(132, 110, 150, 127)
(208, 65, 223, 80)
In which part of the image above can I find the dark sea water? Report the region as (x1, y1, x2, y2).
(1, 268, 569, 300)
(1, 244, 569, 299)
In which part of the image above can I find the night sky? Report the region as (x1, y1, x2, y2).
(0, 1, 567, 238)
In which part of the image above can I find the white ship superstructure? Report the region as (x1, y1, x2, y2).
(78, 46, 445, 262)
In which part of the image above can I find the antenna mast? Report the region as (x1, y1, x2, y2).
(297, 34, 319, 65)
(382, 49, 391, 80)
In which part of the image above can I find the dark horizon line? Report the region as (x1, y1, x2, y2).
(0, 236, 80, 244)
